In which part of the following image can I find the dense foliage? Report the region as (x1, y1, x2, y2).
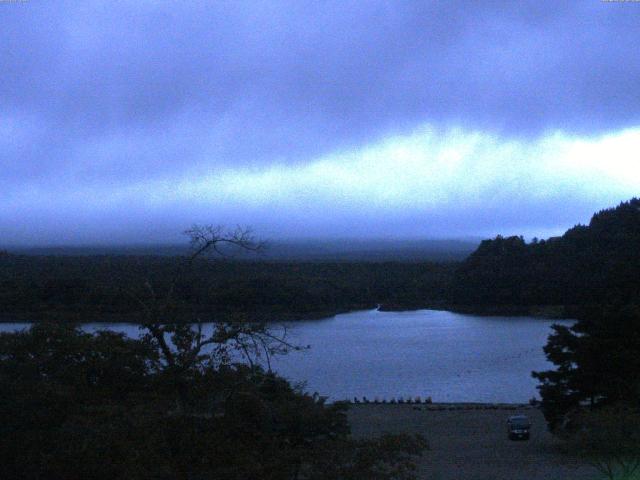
(534, 306, 640, 480)
(0, 323, 427, 480)
(452, 198, 640, 312)
(532, 305, 640, 430)
(0, 257, 454, 322)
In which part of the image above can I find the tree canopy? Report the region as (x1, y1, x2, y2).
(452, 198, 640, 312)
(532, 305, 640, 431)
(0, 321, 427, 479)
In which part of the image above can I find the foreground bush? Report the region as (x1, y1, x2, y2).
(0, 323, 426, 479)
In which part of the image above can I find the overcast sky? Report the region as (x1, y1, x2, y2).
(2, 0, 639, 245)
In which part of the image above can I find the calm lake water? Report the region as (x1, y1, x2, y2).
(0, 309, 573, 403)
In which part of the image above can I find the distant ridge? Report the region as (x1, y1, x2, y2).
(5, 238, 480, 263)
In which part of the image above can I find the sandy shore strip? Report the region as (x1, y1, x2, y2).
(347, 404, 600, 480)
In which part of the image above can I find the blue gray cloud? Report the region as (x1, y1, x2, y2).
(1, 1, 639, 244)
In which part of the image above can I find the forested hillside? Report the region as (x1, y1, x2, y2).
(452, 198, 640, 312)
(4, 199, 639, 322)
(0, 257, 454, 322)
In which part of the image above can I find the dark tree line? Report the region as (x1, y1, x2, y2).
(452, 198, 640, 312)
(0, 256, 454, 323)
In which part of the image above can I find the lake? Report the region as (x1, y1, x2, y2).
(0, 309, 572, 403)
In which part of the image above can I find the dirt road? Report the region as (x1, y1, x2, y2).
(347, 404, 600, 480)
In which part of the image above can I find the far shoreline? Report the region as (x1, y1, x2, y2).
(379, 302, 573, 319)
(0, 303, 575, 324)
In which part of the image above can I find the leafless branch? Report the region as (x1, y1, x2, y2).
(121, 224, 308, 414)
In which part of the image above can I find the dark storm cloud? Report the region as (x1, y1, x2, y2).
(2, 1, 640, 179)
(1, 0, 639, 243)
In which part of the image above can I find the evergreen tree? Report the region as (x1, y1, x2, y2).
(532, 305, 640, 430)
